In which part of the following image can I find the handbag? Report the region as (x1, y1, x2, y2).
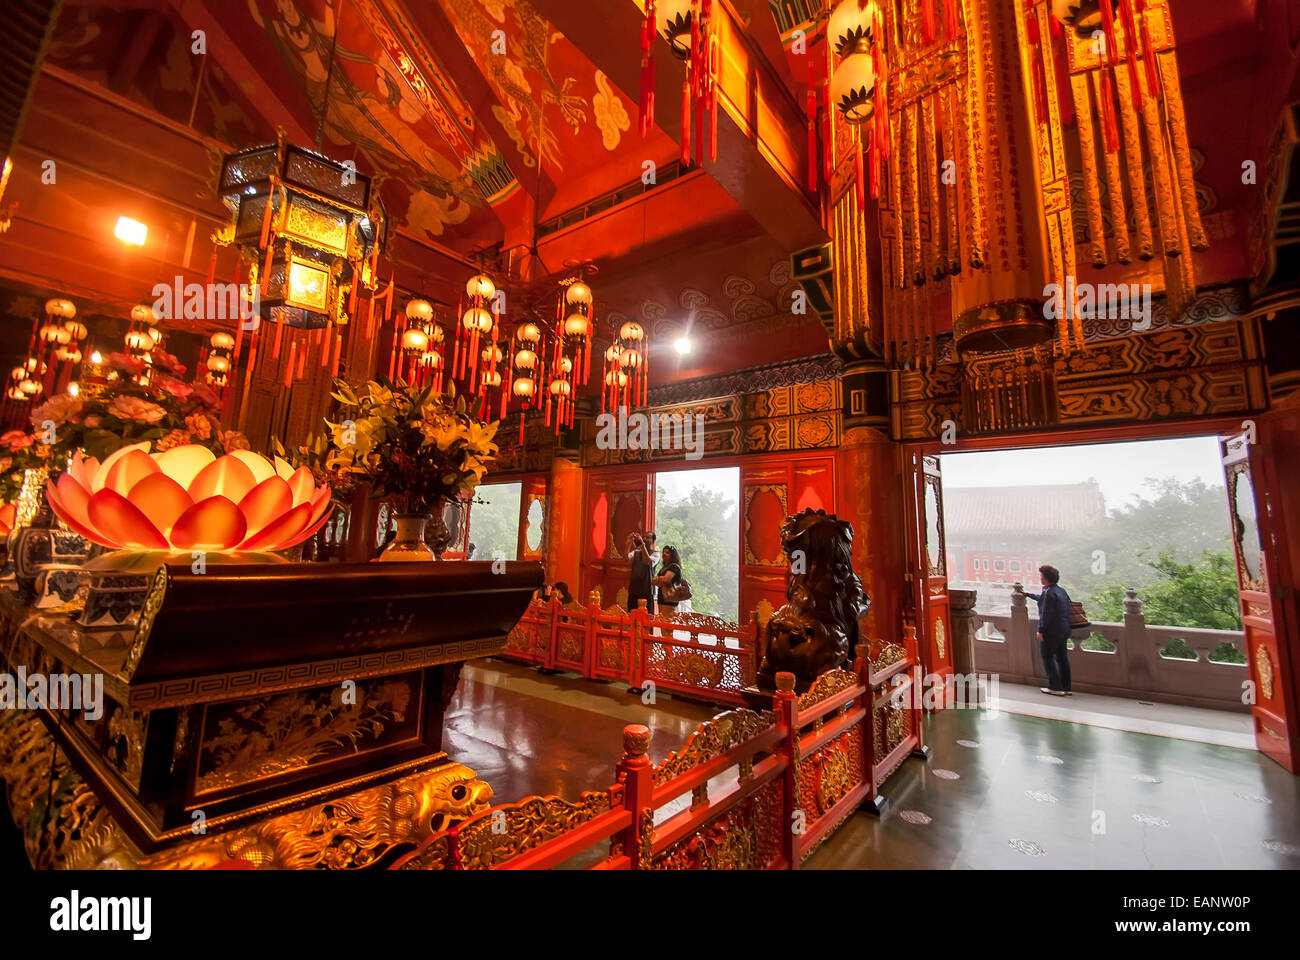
(1069, 601, 1091, 630)
(662, 576, 693, 604)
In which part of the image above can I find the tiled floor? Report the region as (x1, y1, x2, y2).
(450, 659, 1300, 869)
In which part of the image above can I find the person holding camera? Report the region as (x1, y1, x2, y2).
(626, 531, 659, 614)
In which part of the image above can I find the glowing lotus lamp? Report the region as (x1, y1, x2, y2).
(512, 376, 535, 398)
(124, 329, 154, 354)
(828, 0, 875, 57)
(563, 311, 590, 337)
(39, 322, 71, 346)
(466, 274, 496, 301)
(565, 281, 592, 306)
(45, 299, 76, 321)
(45, 444, 333, 554)
(514, 348, 537, 370)
(401, 326, 430, 359)
(461, 306, 493, 333)
(17, 379, 41, 398)
(516, 322, 542, 344)
(655, 0, 694, 58)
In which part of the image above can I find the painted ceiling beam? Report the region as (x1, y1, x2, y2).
(530, 0, 826, 252)
(166, 0, 314, 144)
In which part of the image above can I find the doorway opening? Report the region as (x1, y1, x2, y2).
(467, 481, 522, 561)
(652, 466, 740, 622)
(935, 435, 1252, 749)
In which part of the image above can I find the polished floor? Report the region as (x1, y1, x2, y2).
(993, 682, 1254, 750)
(452, 659, 1300, 869)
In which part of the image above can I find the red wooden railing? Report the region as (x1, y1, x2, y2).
(392, 642, 925, 870)
(501, 598, 760, 706)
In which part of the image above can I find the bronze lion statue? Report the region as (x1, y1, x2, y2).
(755, 508, 869, 693)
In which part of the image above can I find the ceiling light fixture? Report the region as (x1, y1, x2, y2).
(674, 336, 692, 356)
(115, 216, 147, 246)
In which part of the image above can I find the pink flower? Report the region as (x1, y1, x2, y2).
(0, 430, 31, 450)
(154, 373, 193, 399)
(30, 394, 86, 428)
(152, 348, 186, 377)
(83, 415, 103, 428)
(108, 396, 166, 424)
(192, 383, 222, 411)
(106, 352, 146, 376)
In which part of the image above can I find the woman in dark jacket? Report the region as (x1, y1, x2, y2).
(652, 545, 683, 616)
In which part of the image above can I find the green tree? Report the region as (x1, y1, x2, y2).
(467, 481, 521, 560)
(1052, 478, 1233, 622)
(653, 484, 739, 621)
(1090, 550, 1242, 632)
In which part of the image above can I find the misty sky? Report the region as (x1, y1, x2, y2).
(656, 466, 739, 514)
(940, 436, 1225, 512)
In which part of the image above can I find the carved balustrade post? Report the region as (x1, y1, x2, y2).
(627, 602, 647, 694)
(544, 595, 561, 671)
(617, 724, 654, 870)
(1010, 583, 1034, 681)
(948, 588, 981, 685)
(773, 672, 799, 870)
(1124, 588, 1157, 691)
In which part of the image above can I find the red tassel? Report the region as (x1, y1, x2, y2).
(1099, 0, 1120, 65)
(806, 84, 818, 192)
(870, 126, 882, 200)
(1027, 18, 1046, 123)
(640, 1, 656, 137)
(284, 340, 297, 389)
(944, 0, 958, 39)
(922, 0, 936, 44)
(332, 333, 342, 378)
(272, 319, 284, 360)
(1118, 0, 1144, 113)
(1050, 17, 1074, 126)
(680, 80, 690, 166)
(1137, 0, 1161, 99)
(1100, 73, 1120, 153)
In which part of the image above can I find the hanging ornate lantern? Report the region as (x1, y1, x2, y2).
(828, 0, 874, 56)
(215, 132, 385, 331)
(829, 44, 876, 123)
(607, 319, 650, 412)
(654, 0, 693, 57)
(640, 0, 719, 166)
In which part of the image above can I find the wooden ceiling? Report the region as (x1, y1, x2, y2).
(0, 0, 1294, 386)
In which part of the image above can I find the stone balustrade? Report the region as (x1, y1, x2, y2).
(954, 584, 1248, 712)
